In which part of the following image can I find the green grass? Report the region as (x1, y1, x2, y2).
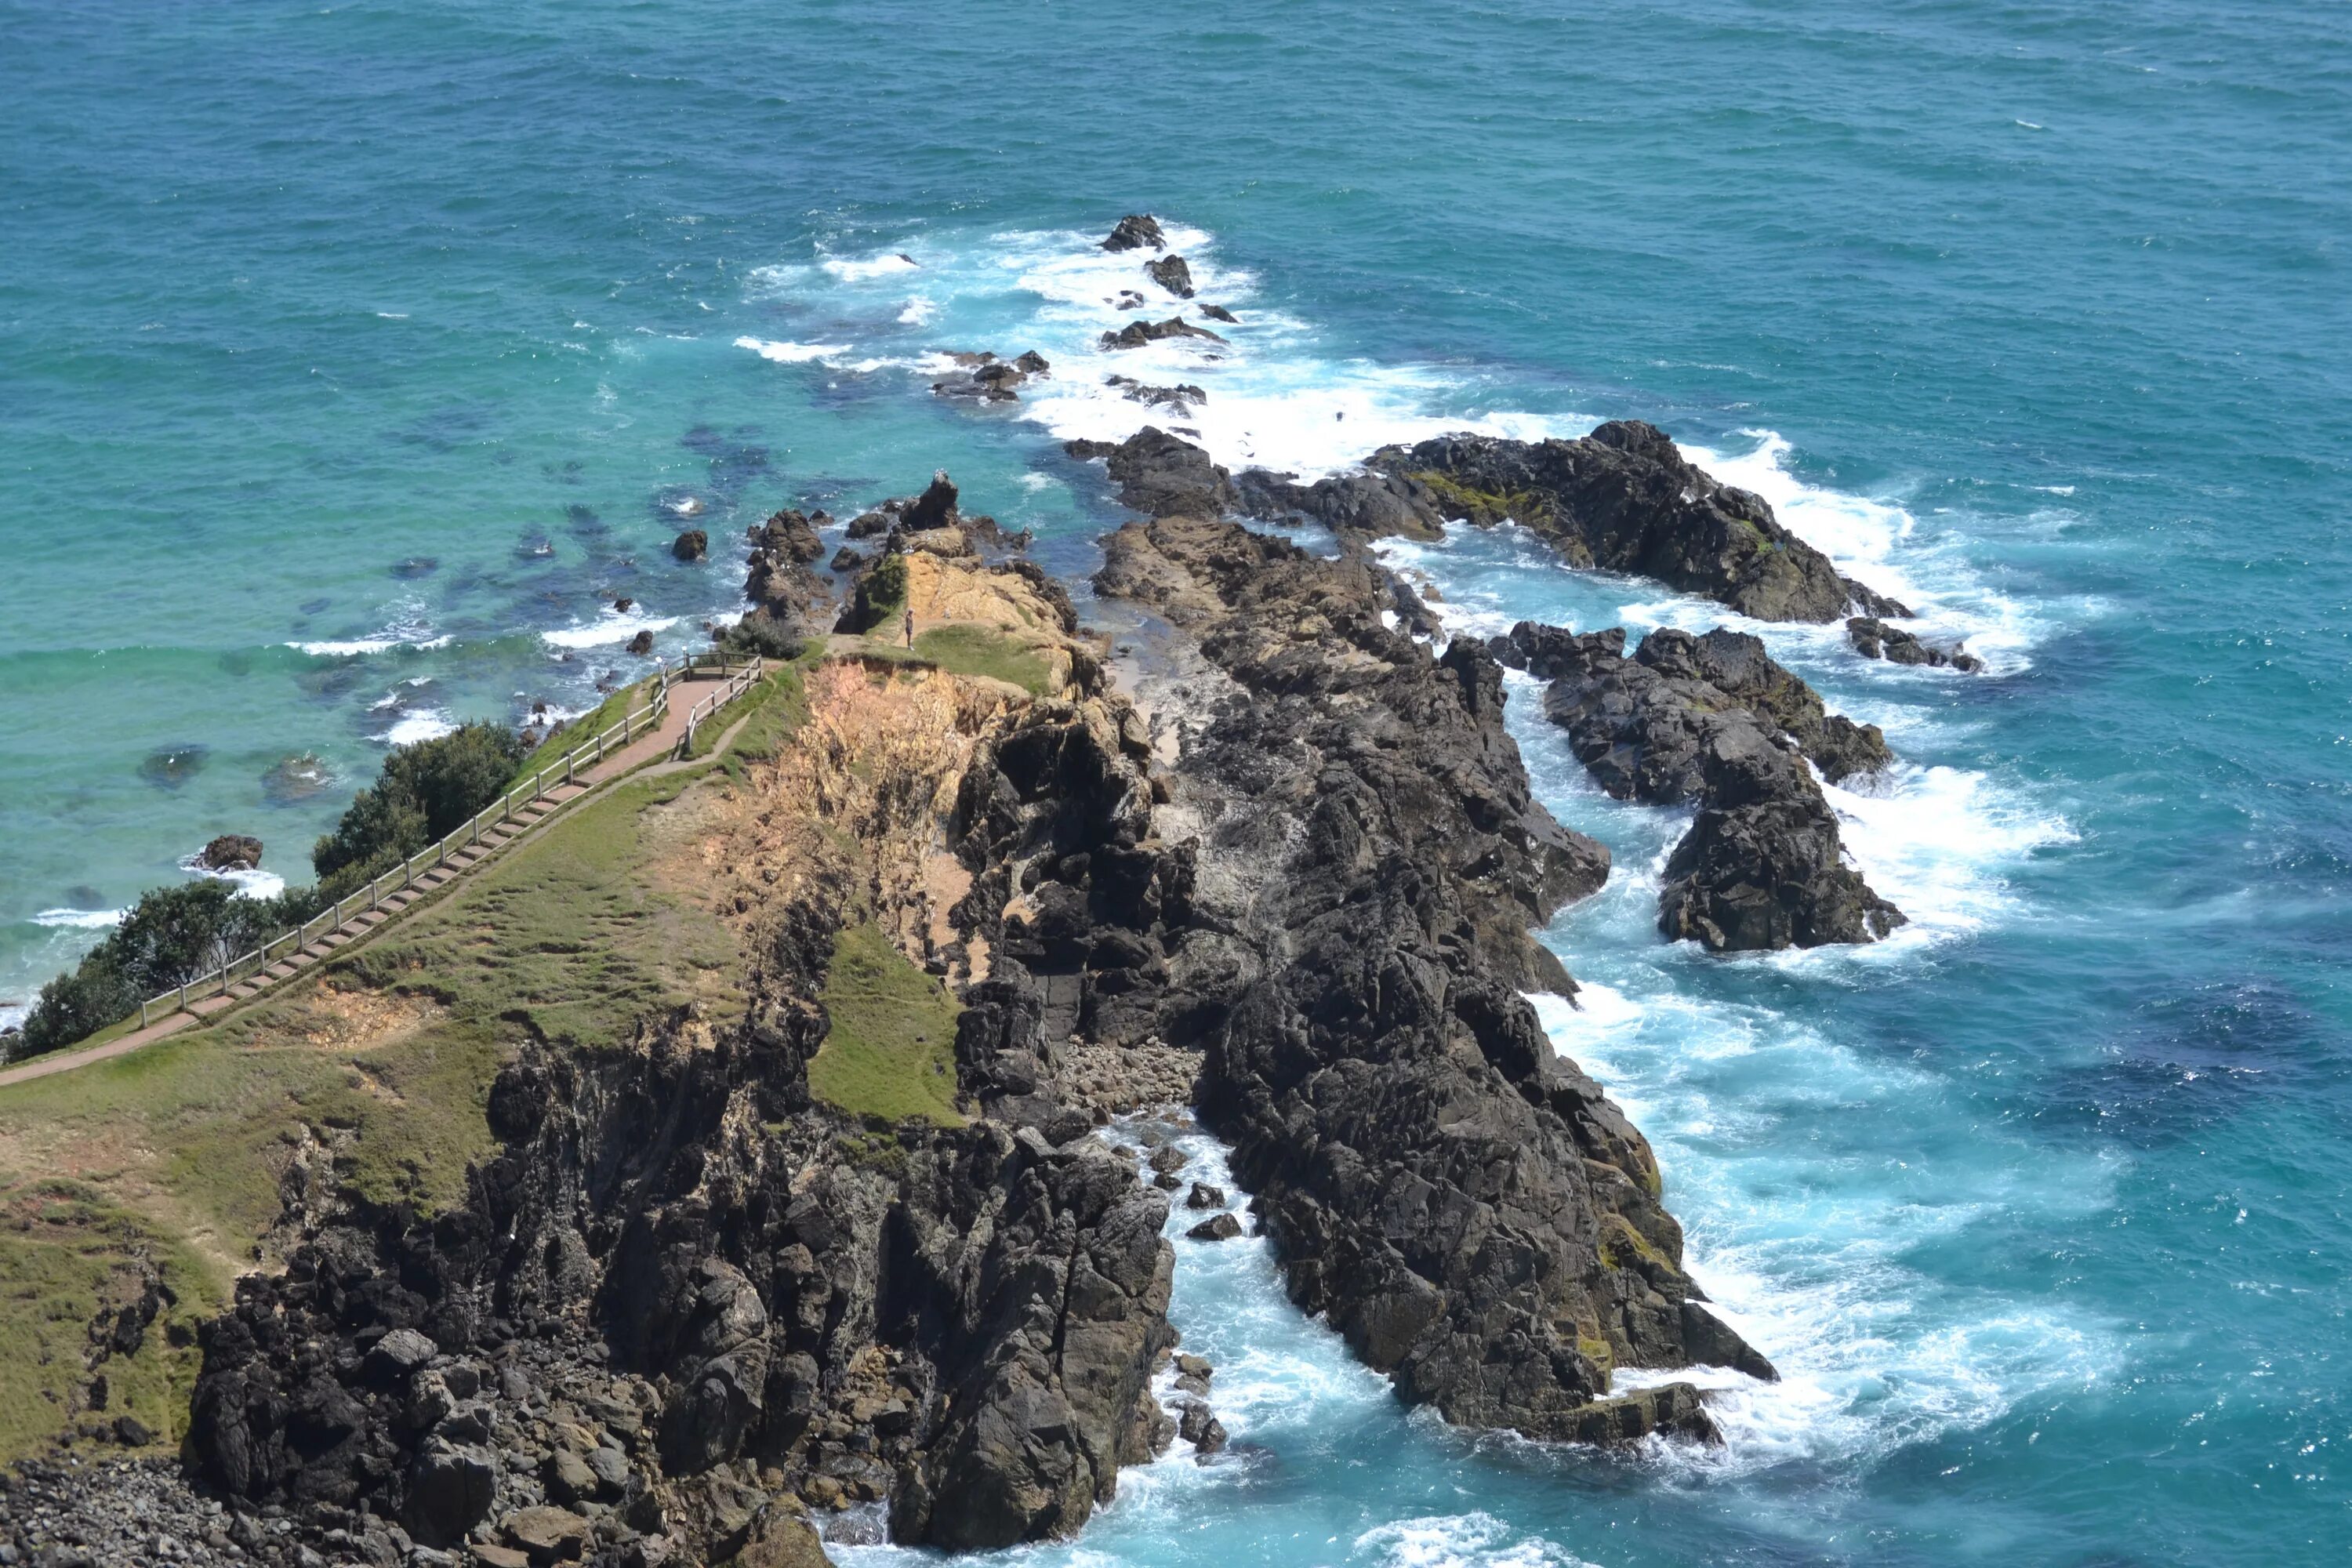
(0, 709, 773, 1463)
(690, 661, 815, 764)
(513, 681, 652, 784)
(0, 1181, 220, 1459)
(342, 772, 746, 1056)
(806, 922, 964, 1127)
(912, 624, 1055, 696)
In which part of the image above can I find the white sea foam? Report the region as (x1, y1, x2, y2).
(1679, 430, 2043, 672)
(896, 296, 935, 325)
(1526, 973, 2118, 1479)
(31, 908, 125, 931)
(178, 855, 288, 901)
(540, 608, 680, 650)
(1819, 762, 2075, 948)
(1354, 1515, 1598, 1568)
(291, 631, 451, 658)
(376, 711, 457, 745)
(819, 251, 920, 281)
(732, 336, 851, 364)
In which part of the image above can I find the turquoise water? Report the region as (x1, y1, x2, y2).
(5, 1, 2350, 1561)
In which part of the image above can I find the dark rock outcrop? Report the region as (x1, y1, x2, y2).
(902, 470, 959, 532)
(932, 351, 1050, 404)
(1196, 303, 1238, 324)
(1843, 576, 1913, 619)
(1101, 214, 1167, 252)
(673, 529, 710, 562)
(1478, 622, 1904, 951)
(1371, 421, 1895, 622)
(190, 1030, 1174, 1560)
(745, 508, 834, 636)
(1635, 626, 1893, 782)
(1106, 375, 1207, 415)
(1144, 256, 1195, 297)
(1849, 615, 1984, 673)
(1065, 426, 1240, 519)
(1088, 515, 1775, 1445)
(1098, 317, 1225, 351)
(1235, 466, 1450, 542)
(198, 835, 263, 873)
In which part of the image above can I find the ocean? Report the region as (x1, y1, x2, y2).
(3, 0, 2347, 1561)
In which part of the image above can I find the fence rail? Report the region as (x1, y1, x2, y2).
(126, 651, 761, 1033)
(674, 655, 769, 758)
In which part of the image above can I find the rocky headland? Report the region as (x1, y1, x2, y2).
(4, 239, 1969, 1561)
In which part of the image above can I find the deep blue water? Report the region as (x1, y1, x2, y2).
(4, 2, 2349, 1563)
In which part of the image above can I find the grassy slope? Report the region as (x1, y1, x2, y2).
(512, 681, 648, 784)
(0, 644, 1018, 1463)
(807, 921, 964, 1127)
(692, 653, 818, 768)
(0, 1182, 217, 1457)
(0, 747, 756, 1463)
(340, 771, 745, 1056)
(913, 624, 1054, 696)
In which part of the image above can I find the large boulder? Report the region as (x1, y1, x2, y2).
(1371, 421, 1897, 622)
(1066, 426, 1240, 520)
(405, 1440, 498, 1548)
(1478, 619, 1904, 950)
(1144, 255, 1195, 297)
(902, 470, 960, 532)
(198, 834, 263, 872)
(1101, 214, 1167, 252)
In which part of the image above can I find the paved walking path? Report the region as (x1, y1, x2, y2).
(0, 671, 733, 1091)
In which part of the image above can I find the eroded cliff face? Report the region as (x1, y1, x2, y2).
(186, 568, 1181, 1567)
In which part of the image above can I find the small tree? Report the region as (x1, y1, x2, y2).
(314, 722, 526, 884)
(719, 610, 804, 661)
(13, 880, 326, 1058)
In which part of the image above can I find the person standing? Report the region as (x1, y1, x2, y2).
(903, 602, 914, 648)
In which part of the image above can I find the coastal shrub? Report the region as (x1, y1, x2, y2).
(312, 722, 527, 887)
(719, 609, 804, 661)
(16, 963, 138, 1058)
(12, 723, 532, 1059)
(841, 549, 909, 634)
(13, 880, 327, 1058)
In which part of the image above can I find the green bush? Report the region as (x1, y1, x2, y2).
(843, 550, 909, 635)
(16, 962, 138, 1057)
(312, 722, 526, 883)
(719, 610, 805, 661)
(11, 722, 532, 1060)
(14, 880, 328, 1058)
